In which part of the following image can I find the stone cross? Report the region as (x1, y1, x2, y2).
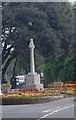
(29, 38, 35, 73)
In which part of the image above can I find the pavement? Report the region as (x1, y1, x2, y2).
(2, 97, 75, 119)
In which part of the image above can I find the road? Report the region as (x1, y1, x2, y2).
(2, 97, 75, 119)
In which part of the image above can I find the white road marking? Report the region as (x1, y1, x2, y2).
(40, 104, 74, 119)
(43, 107, 61, 113)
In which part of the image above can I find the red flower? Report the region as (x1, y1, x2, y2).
(55, 86, 61, 89)
(61, 85, 66, 88)
(74, 80, 76, 84)
(3, 90, 9, 93)
(28, 88, 33, 92)
(34, 88, 38, 92)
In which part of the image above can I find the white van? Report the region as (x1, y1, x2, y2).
(16, 75, 26, 85)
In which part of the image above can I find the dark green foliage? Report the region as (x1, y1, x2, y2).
(58, 57, 75, 81)
(2, 2, 75, 83)
(43, 56, 75, 82)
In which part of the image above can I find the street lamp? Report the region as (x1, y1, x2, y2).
(40, 72, 44, 84)
(41, 72, 44, 78)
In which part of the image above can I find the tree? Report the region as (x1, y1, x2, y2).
(58, 57, 76, 82)
(2, 2, 74, 83)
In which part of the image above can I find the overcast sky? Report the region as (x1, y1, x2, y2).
(69, 0, 75, 2)
(0, 0, 76, 2)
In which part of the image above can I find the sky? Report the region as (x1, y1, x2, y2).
(1, 0, 76, 2)
(69, 0, 75, 2)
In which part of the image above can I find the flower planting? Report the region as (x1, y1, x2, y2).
(1, 82, 76, 105)
(1, 81, 76, 100)
(1, 88, 59, 99)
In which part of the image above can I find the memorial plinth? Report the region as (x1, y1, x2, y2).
(25, 39, 43, 89)
(25, 73, 43, 88)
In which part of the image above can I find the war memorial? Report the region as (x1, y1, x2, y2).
(25, 38, 43, 89)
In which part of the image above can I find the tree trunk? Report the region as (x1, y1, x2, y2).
(11, 58, 17, 82)
(2, 55, 16, 83)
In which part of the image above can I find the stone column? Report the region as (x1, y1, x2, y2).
(29, 38, 35, 73)
(25, 38, 43, 88)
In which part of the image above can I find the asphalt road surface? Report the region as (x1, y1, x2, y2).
(2, 97, 75, 119)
